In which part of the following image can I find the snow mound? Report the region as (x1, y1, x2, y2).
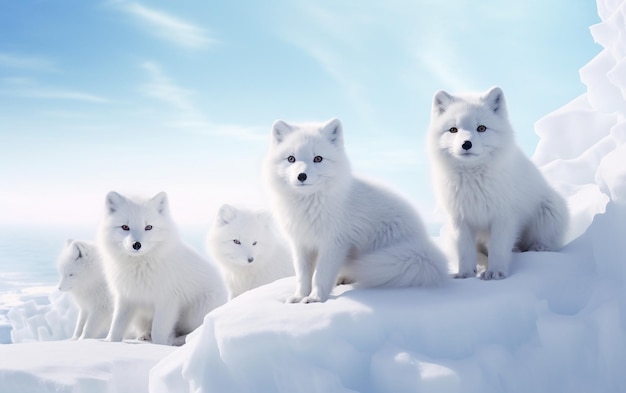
(151, 229, 626, 393)
(534, 0, 626, 242)
(150, 1, 626, 392)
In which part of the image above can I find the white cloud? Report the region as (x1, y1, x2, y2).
(19, 90, 109, 103)
(167, 121, 267, 142)
(113, 1, 216, 50)
(0, 77, 110, 103)
(0, 53, 57, 72)
(139, 61, 265, 141)
(414, 43, 475, 92)
(140, 61, 197, 114)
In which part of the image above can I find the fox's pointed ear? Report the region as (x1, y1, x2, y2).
(105, 191, 125, 214)
(271, 120, 294, 144)
(216, 204, 237, 226)
(483, 86, 507, 117)
(65, 238, 80, 259)
(321, 118, 343, 146)
(151, 192, 169, 215)
(432, 90, 454, 116)
(73, 241, 89, 260)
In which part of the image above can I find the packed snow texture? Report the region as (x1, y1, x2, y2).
(0, 340, 174, 393)
(8, 290, 78, 343)
(151, 1, 626, 391)
(2, 0, 626, 392)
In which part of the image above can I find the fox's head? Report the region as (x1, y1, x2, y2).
(57, 239, 95, 292)
(428, 87, 515, 167)
(208, 204, 275, 267)
(101, 191, 173, 256)
(264, 118, 351, 195)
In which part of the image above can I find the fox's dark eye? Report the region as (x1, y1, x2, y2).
(252, 241, 257, 246)
(233, 239, 241, 245)
(477, 125, 487, 132)
(145, 225, 153, 231)
(313, 156, 323, 163)
(121, 225, 130, 231)
(449, 127, 458, 133)
(287, 156, 296, 163)
(68, 273, 74, 277)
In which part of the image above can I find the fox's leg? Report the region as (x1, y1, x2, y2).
(286, 246, 315, 303)
(481, 219, 518, 280)
(453, 221, 478, 279)
(151, 304, 180, 345)
(72, 309, 87, 340)
(79, 312, 98, 339)
(105, 299, 133, 342)
(303, 245, 349, 303)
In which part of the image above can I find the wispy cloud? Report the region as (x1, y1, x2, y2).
(112, 1, 216, 50)
(140, 61, 198, 114)
(139, 61, 265, 141)
(0, 53, 57, 72)
(272, 1, 425, 127)
(168, 121, 267, 142)
(414, 41, 475, 92)
(0, 77, 110, 103)
(19, 90, 110, 103)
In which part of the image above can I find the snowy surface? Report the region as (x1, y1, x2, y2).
(3, 0, 626, 392)
(0, 340, 174, 393)
(152, 210, 626, 392)
(152, 191, 626, 391)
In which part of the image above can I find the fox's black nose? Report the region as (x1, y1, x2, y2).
(297, 173, 307, 182)
(462, 141, 472, 150)
(133, 242, 142, 250)
(248, 257, 254, 263)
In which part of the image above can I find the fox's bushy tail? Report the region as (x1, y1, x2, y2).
(347, 241, 449, 288)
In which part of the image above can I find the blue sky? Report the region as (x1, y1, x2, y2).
(0, 0, 600, 232)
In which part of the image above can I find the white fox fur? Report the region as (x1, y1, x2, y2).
(207, 204, 294, 300)
(428, 86, 569, 279)
(57, 239, 112, 339)
(98, 191, 227, 345)
(263, 118, 449, 303)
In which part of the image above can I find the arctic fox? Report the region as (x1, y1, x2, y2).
(57, 239, 112, 339)
(263, 118, 449, 304)
(207, 204, 294, 300)
(98, 191, 227, 346)
(428, 87, 569, 280)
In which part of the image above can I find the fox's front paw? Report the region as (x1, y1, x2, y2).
(137, 333, 152, 342)
(301, 288, 328, 303)
(104, 333, 123, 343)
(479, 270, 507, 280)
(301, 295, 323, 304)
(286, 295, 304, 304)
(452, 269, 477, 279)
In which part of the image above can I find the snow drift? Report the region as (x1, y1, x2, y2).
(150, 1, 626, 392)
